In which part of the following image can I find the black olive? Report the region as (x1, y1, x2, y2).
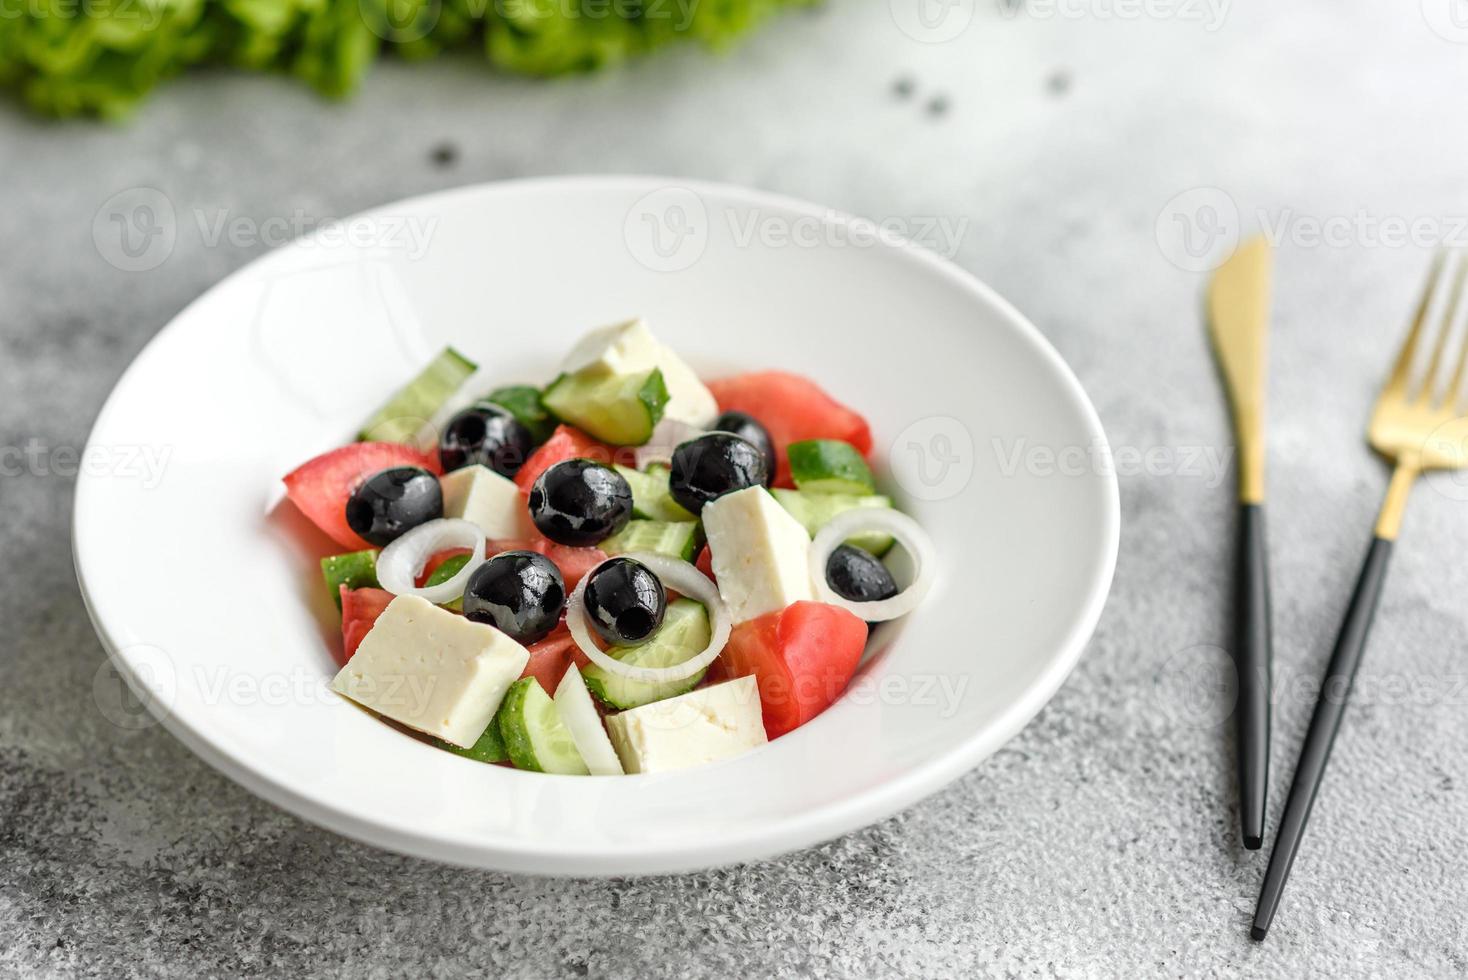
(528, 459, 633, 547)
(439, 404, 534, 477)
(462, 551, 565, 644)
(825, 544, 899, 603)
(344, 467, 442, 547)
(709, 411, 775, 487)
(667, 432, 770, 514)
(583, 557, 666, 645)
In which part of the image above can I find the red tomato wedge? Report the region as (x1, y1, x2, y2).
(706, 371, 873, 488)
(519, 627, 591, 695)
(339, 585, 395, 665)
(514, 424, 616, 494)
(713, 601, 867, 738)
(695, 545, 716, 584)
(284, 442, 441, 550)
(489, 535, 607, 589)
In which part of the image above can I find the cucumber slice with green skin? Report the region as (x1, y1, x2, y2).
(542, 367, 668, 446)
(770, 488, 895, 556)
(358, 347, 477, 445)
(613, 463, 696, 522)
(483, 385, 557, 444)
(787, 439, 877, 495)
(424, 552, 472, 611)
(599, 519, 702, 562)
(435, 712, 508, 764)
(321, 550, 379, 609)
(497, 678, 590, 774)
(581, 598, 711, 710)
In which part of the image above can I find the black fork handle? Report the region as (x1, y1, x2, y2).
(1251, 536, 1394, 940)
(1234, 502, 1272, 850)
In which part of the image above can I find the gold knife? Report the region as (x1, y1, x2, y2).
(1206, 235, 1274, 850)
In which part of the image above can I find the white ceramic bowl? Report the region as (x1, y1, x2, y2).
(74, 177, 1118, 875)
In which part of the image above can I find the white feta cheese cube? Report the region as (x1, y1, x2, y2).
(559, 318, 718, 429)
(604, 676, 767, 773)
(650, 344, 719, 429)
(331, 594, 529, 747)
(702, 486, 814, 623)
(438, 464, 528, 540)
(560, 318, 662, 376)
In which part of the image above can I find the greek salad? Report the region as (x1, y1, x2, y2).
(282, 319, 935, 775)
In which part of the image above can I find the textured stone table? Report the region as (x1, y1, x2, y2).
(4, 1, 1467, 975)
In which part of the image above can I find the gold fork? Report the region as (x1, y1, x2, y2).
(1251, 252, 1468, 940)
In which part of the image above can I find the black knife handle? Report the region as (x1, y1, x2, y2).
(1251, 535, 1394, 940)
(1234, 502, 1272, 850)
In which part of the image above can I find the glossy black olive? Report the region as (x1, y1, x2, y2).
(528, 459, 633, 547)
(667, 432, 770, 514)
(710, 411, 775, 487)
(825, 544, 899, 603)
(439, 404, 534, 477)
(583, 557, 666, 645)
(344, 466, 442, 547)
(462, 551, 566, 644)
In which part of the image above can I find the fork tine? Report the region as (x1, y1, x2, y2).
(1387, 251, 1446, 396)
(1417, 253, 1468, 403)
(1449, 313, 1468, 412)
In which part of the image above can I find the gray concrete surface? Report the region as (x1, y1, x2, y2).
(3, 1, 1468, 976)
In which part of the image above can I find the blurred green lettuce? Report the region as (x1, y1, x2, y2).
(0, 0, 812, 117)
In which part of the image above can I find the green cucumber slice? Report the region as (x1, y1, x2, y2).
(358, 347, 477, 445)
(483, 384, 556, 444)
(770, 488, 894, 556)
(542, 367, 668, 446)
(581, 598, 711, 710)
(787, 439, 877, 495)
(321, 550, 379, 609)
(497, 677, 590, 774)
(435, 712, 508, 764)
(614, 463, 696, 522)
(424, 552, 472, 611)
(600, 519, 702, 562)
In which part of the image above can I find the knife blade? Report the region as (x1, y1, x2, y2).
(1208, 236, 1272, 504)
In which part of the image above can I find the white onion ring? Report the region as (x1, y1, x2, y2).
(376, 518, 487, 605)
(567, 552, 732, 683)
(809, 509, 936, 622)
(633, 419, 703, 469)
